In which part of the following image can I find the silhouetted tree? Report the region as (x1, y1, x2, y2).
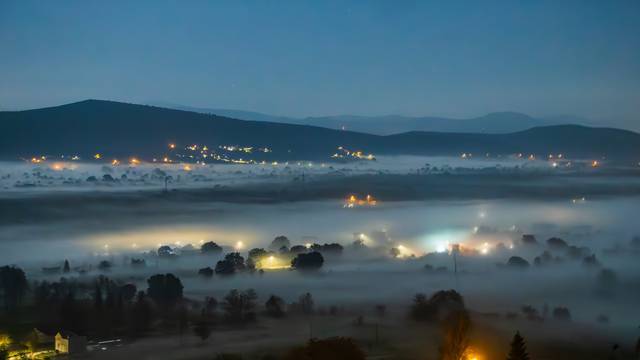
(546, 237, 568, 251)
(146, 273, 183, 308)
(222, 289, 258, 323)
(193, 315, 211, 342)
(269, 236, 291, 251)
(507, 331, 530, 360)
(298, 293, 314, 315)
(439, 310, 471, 360)
(552, 307, 571, 321)
(63, 260, 71, 273)
(507, 256, 530, 269)
(411, 290, 465, 322)
(215, 253, 246, 275)
(248, 248, 269, 261)
(0, 265, 28, 311)
(201, 241, 223, 254)
(120, 283, 137, 302)
(265, 295, 286, 318)
(198, 267, 214, 277)
(131, 291, 153, 336)
(291, 251, 324, 270)
(157, 245, 174, 258)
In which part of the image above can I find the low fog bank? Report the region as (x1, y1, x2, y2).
(2, 196, 640, 336)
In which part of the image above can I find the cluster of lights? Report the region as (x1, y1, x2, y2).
(344, 194, 377, 208)
(331, 146, 375, 161)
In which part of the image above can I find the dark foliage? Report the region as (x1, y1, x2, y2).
(410, 289, 465, 322)
(507, 256, 530, 269)
(222, 289, 258, 323)
(507, 331, 530, 360)
(198, 267, 214, 277)
(201, 241, 223, 254)
(291, 251, 324, 270)
(0, 265, 28, 311)
(265, 295, 286, 318)
(269, 236, 291, 251)
(552, 307, 571, 321)
(146, 273, 183, 308)
(284, 337, 366, 360)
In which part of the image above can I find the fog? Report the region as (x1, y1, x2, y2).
(1, 157, 640, 357)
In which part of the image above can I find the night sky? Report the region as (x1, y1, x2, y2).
(1, 0, 638, 127)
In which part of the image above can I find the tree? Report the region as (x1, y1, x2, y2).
(0, 265, 28, 311)
(215, 253, 246, 275)
(411, 290, 465, 322)
(298, 293, 314, 315)
(546, 237, 568, 251)
(146, 273, 183, 308)
(157, 245, 174, 258)
(248, 248, 269, 261)
(439, 310, 471, 360)
(552, 307, 571, 321)
(269, 236, 290, 251)
(507, 331, 530, 360)
(198, 267, 214, 277)
(506, 256, 530, 269)
(120, 283, 137, 302)
(63, 260, 71, 273)
(284, 337, 366, 360)
(222, 289, 258, 323)
(131, 291, 153, 335)
(265, 295, 286, 318)
(291, 251, 324, 270)
(201, 241, 223, 254)
(193, 316, 211, 342)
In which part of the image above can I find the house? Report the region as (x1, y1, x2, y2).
(55, 331, 87, 354)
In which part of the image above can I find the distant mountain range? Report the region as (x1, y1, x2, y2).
(1, 100, 639, 162)
(150, 102, 595, 135)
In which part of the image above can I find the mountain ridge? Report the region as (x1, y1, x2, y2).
(1, 100, 638, 162)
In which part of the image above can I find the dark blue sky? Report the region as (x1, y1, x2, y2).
(1, 0, 638, 126)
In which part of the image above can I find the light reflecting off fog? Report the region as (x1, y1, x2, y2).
(1, 197, 636, 264)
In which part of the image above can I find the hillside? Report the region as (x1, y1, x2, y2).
(1, 100, 639, 162)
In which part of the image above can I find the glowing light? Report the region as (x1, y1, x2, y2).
(130, 157, 140, 165)
(235, 241, 244, 250)
(111, 159, 120, 166)
(591, 160, 600, 168)
(94, 153, 102, 159)
(183, 165, 192, 171)
(305, 243, 312, 249)
(169, 143, 176, 149)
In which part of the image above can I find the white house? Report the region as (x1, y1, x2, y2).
(55, 331, 87, 354)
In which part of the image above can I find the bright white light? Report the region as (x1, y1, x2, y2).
(235, 241, 244, 250)
(305, 243, 312, 249)
(478, 211, 486, 219)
